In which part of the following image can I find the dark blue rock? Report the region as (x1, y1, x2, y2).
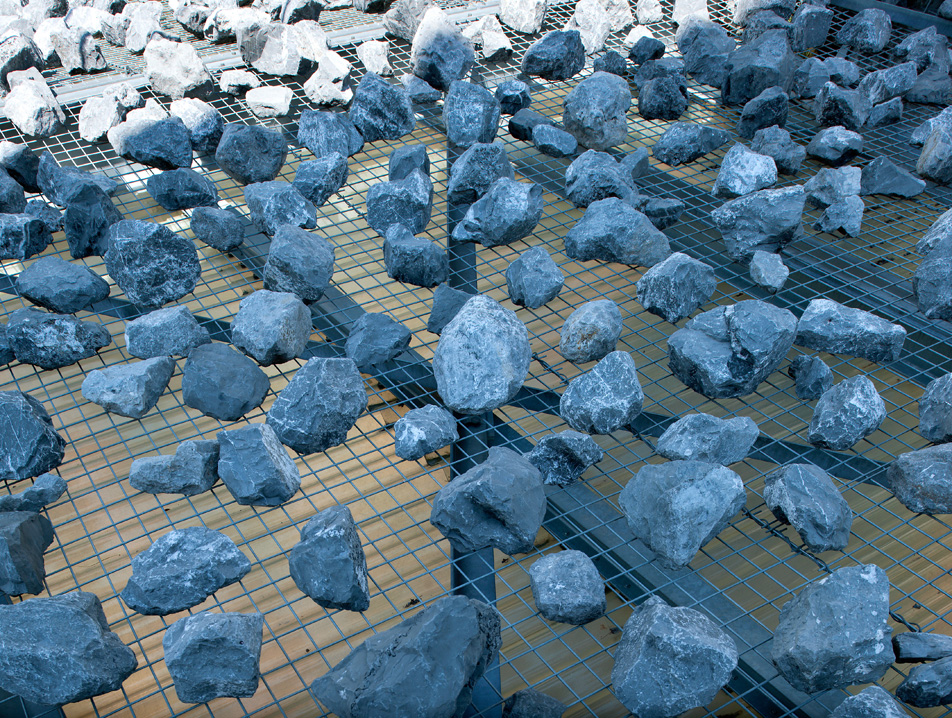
(389, 144, 430, 181)
(16, 256, 109, 314)
(348, 72, 415, 142)
(125, 306, 210, 359)
(146, 168, 219, 210)
(564, 150, 636, 208)
(63, 183, 122, 258)
(0, 141, 39, 192)
(594, 50, 627, 76)
(629, 35, 665, 65)
(384, 223, 448, 287)
(182, 342, 269, 421)
(244, 180, 316, 235)
(36, 150, 118, 207)
(366, 169, 433, 235)
(522, 30, 584, 81)
(788, 355, 832, 400)
(8, 307, 111, 370)
(129, 439, 220, 495)
(231, 289, 311, 366)
(495, 79, 530, 115)
(0, 473, 66, 512)
(394, 404, 458, 460)
(636, 251, 716, 323)
(526, 429, 603, 486)
(0, 213, 51, 260)
(503, 689, 566, 718)
(532, 124, 578, 158)
(509, 108, 555, 142)
(560, 351, 643, 434)
(808, 375, 885, 450)
(297, 110, 364, 159)
(109, 116, 193, 170)
(452, 177, 543, 247)
(0, 511, 54, 596)
(80, 356, 174, 418)
(264, 224, 335, 302)
(639, 75, 688, 121)
(652, 122, 731, 165)
(24, 200, 62, 232)
(215, 123, 287, 185)
(0, 169, 25, 214)
(506, 246, 563, 309)
(410, 8, 475, 91)
(293, 153, 348, 207)
(427, 282, 473, 334)
(722, 29, 796, 106)
(345, 312, 411, 371)
(530, 550, 605, 625)
(190, 206, 244, 251)
(560, 299, 622, 363)
(657, 413, 759, 464)
(447, 142, 514, 205)
(443, 80, 500, 148)
(217, 422, 301, 505)
(566, 197, 670, 266)
(0, 391, 65, 481)
(795, 298, 905, 363)
(764, 462, 852, 552)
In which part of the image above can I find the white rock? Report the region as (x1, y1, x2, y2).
(291, 19, 328, 64)
(302, 75, 352, 107)
(78, 83, 143, 142)
(499, 0, 547, 34)
(219, 69, 261, 95)
(356, 39, 392, 75)
(245, 86, 293, 117)
(565, 0, 612, 54)
(636, 0, 663, 23)
(65, 7, 109, 35)
(124, 1, 163, 54)
(601, 0, 633, 31)
(623, 24, 655, 47)
(32, 18, 67, 64)
(5, 80, 64, 138)
(672, 0, 708, 23)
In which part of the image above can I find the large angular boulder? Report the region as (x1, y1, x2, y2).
(433, 296, 530, 414)
(37, 151, 117, 207)
(529, 550, 605, 625)
(410, 8, 474, 92)
(657, 413, 758, 465)
(120, 527, 251, 615)
(808, 376, 886, 451)
(451, 177, 543, 247)
(772, 564, 893, 692)
(795, 298, 905, 363)
(566, 197, 670, 266)
(215, 123, 287, 185)
(0, 511, 54, 596)
(431, 446, 545, 554)
(888, 444, 952, 514)
(81, 356, 174, 418)
(264, 224, 335, 302)
(712, 185, 805, 260)
(0, 592, 137, 705)
(7, 308, 110, 370)
(311, 595, 500, 718)
(636, 252, 715, 323)
(349, 72, 415, 142)
(764, 463, 852, 552)
(129, 439, 220, 496)
(231, 290, 311, 365)
(62, 183, 122, 259)
(668, 300, 797, 398)
(563, 71, 631, 151)
(15, 256, 109, 314)
(394, 404, 458, 460)
(384, 224, 448, 287)
(0, 391, 65, 481)
(125, 306, 209, 359)
(267, 357, 367, 454)
(217, 423, 301, 505)
(289, 505, 370, 611)
(182, 342, 270, 421)
(560, 350, 643, 434)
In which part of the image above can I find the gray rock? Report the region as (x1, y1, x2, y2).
(677, 19, 733, 88)
(772, 564, 893, 692)
(0, 391, 64, 482)
(522, 30, 585, 81)
(832, 686, 905, 718)
(311, 595, 500, 718)
(129, 439, 220, 495)
(636, 0, 662, 22)
(125, 4, 166, 54)
(792, 57, 830, 99)
(503, 689, 566, 718)
(907, 65, 952, 103)
(146, 168, 218, 211)
(169, 98, 224, 154)
(632, 57, 686, 92)
(164, 612, 263, 704)
(836, 7, 891, 52)
(918, 206, 952, 255)
(105, 220, 201, 308)
(428, 283, 473, 334)
(669, 300, 797, 398)
(657, 414, 759, 464)
(495, 81, 531, 116)
(564, 150, 635, 207)
(121, 527, 250, 615)
(190, 206, 244, 252)
(410, 7, 474, 92)
(509, 108, 556, 142)
(16, 256, 109, 314)
(298, 110, 363, 159)
(0, 34, 43, 95)
(350, 72, 415, 142)
(897, 657, 952, 707)
(919, 123, 952, 185)
(52, 26, 106, 74)
(8, 308, 110, 370)
(808, 375, 886, 450)
(506, 246, 564, 309)
(0, 141, 39, 192)
(593, 50, 627, 76)
(394, 404, 458, 460)
(264, 225, 335, 302)
(620, 459, 745, 567)
(560, 350, 643, 434)
(636, 252, 715, 323)
(733, 0, 795, 24)
(532, 124, 578, 157)
(366, 169, 433, 235)
(108, 115, 193, 170)
(217, 422, 300, 505)
(175, 0, 210, 36)
(357, 39, 391, 75)
(861, 156, 925, 197)
(894, 632, 952, 663)
(389, 144, 429, 181)
(431, 446, 545, 554)
(736, 86, 788, 139)
(219, 69, 260, 95)
(764, 463, 852, 551)
(0, 473, 66, 513)
(231, 290, 311, 365)
(383, 0, 435, 40)
(182, 342, 269, 421)
(792, 3, 832, 51)
(345, 312, 410, 371)
(806, 126, 863, 166)
(401, 73, 441, 103)
(712, 143, 777, 198)
(749, 249, 789, 292)
(244, 181, 316, 236)
(612, 596, 738, 718)
(4, 78, 65, 139)
(888, 444, 952, 514)
(384, 223, 448, 287)
(443, 80, 499, 148)
(0, 592, 137, 705)
(293, 154, 348, 207)
(638, 75, 688, 121)
(804, 166, 861, 207)
(894, 25, 949, 72)
(920, 372, 952, 443)
(526, 430, 603, 486)
(434, 295, 530, 414)
(24, 200, 63, 233)
(712, 185, 805, 260)
(452, 177, 542, 247)
(814, 82, 869, 131)
(814, 195, 864, 237)
(0, 171, 24, 215)
(447, 142, 514, 205)
(560, 299, 622, 363)
(563, 71, 631, 151)
(0, 511, 53, 596)
(125, 306, 210, 359)
(266, 357, 366, 454)
(629, 35, 665, 65)
(290, 505, 369, 611)
(81, 356, 174, 418)
(795, 298, 906, 362)
(62, 183, 122, 258)
(722, 30, 795, 106)
(857, 62, 917, 107)
(36, 151, 117, 207)
(529, 550, 605, 625)
(652, 122, 731, 165)
(564, 0, 611, 54)
(215, 123, 287, 185)
(636, 194, 689, 227)
(788, 355, 833, 400)
(566, 197, 670, 266)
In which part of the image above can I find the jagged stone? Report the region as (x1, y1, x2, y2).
(503, 689, 566, 718)
(266, 357, 366, 454)
(677, 18, 733, 88)
(394, 404, 458, 460)
(814, 195, 863, 236)
(219, 69, 260, 95)
(808, 376, 886, 450)
(190, 206, 244, 252)
(81, 356, 174, 418)
(36, 151, 117, 207)
(366, 170, 433, 235)
(129, 439, 220, 495)
(866, 97, 903, 128)
(384, 224, 447, 288)
(807, 126, 863, 166)
(107, 114, 193, 170)
(632, 57, 686, 91)
(529, 550, 605, 624)
(215, 123, 287, 185)
(0, 33, 43, 95)
(532, 124, 578, 158)
(463, 14, 513, 62)
(447, 142, 514, 205)
(264, 224, 335, 302)
(7, 308, 109, 370)
(804, 166, 861, 207)
(146, 168, 218, 211)
(772, 564, 893, 692)
(894, 25, 949, 72)
(836, 7, 891, 52)
(499, 0, 546, 32)
(560, 299, 621, 363)
(301, 50, 353, 108)
(244, 85, 292, 118)
(593, 49, 627, 75)
(712, 143, 777, 199)
(908, 66, 952, 106)
(144, 36, 212, 101)
(712, 185, 805, 260)
(452, 177, 542, 248)
(410, 8, 474, 92)
(638, 75, 688, 121)
(442, 80, 499, 149)
(0, 391, 64, 481)
(749, 249, 789, 292)
(792, 3, 831, 51)
(383, 0, 435, 40)
(15, 256, 108, 314)
(0, 511, 53, 596)
(792, 57, 830, 99)
(653, 122, 730, 165)
(401, 73, 441, 104)
(526, 430, 603, 486)
(125, 306, 209, 359)
(78, 84, 143, 143)
(635, 0, 662, 22)
(787, 355, 832, 400)
(521, 30, 585, 81)
(764, 463, 852, 551)
(733, 0, 795, 24)
(427, 282, 473, 334)
(567, 197, 669, 266)
(0, 473, 65, 512)
(0, 141, 38, 192)
(560, 350, 643, 434)
(345, 312, 410, 371)
(51, 25, 106, 74)
(736, 86, 788, 139)
(919, 373, 952, 443)
(217, 422, 300, 505)
(4, 77, 65, 138)
(389, 144, 429, 180)
(297, 110, 363, 159)
(918, 125, 952, 185)
(629, 35, 664, 65)
(564, 150, 635, 207)
(495, 79, 531, 115)
(431, 446, 545, 553)
(813, 82, 869, 131)
(291, 154, 348, 209)
(244, 180, 316, 235)
(238, 22, 311, 75)
(897, 657, 952, 707)
(24, 200, 62, 233)
(620, 459, 745, 568)
(182, 342, 269, 420)
(506, 246, 564, 309)
(657, 414, 758, 464)
(918, 206, 952, 255)
(888, 443, 952, 514)
(894, 632, 952, 663)
(0, 592, 137, 705)
(61, 183, 121, 259)
(231, 290, 311, 366)
(612, 596, 738, 718)
(857, 62, 917, 108)
(832, 686, 905, 718)
(509, 108, 555, 142)
(669, 300, 797, 398)
(357, 39, 392, 76)
(796, 298, 905, 362)
(0, 214, 51, 261)
(563, 71, 631, 150)
(636, 252, 715, 323)
(722, 30, 795, 106)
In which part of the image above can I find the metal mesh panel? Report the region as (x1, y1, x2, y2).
(2, 0, 952, 717)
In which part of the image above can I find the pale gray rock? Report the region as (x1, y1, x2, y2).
(394, 404, 458, 460)
(0, 391, 65, 481)
(619, 460, 745, 567)
(749, 249, 788, 292)
(0, 473, 66, 513)
(636, 0, 662, 22)
(563, 71, 631, 151)
(383, 0, 435, 41)
(357, 39, 391, 75)
(217, 422, 300, 505)
(434, 295, 530, 414)
(129, 439, 220, 496)
(506, 246, 564, 309)
(447, 142, 514, 205)
(636, 252, 715, 323)
(366, 169, 433, 235)
(612, 596, 738, 718)
(764, 463, 852, 551)
(215, 123, 287, 185)
(4, 78, 65, 138)
(712, 185, 805, 260)
(836, 7, 891, 53)
(264, 225, 335, 302)
(345, 312, 410, 371)
(808, 375, 886, 450)
(560, 299, 622, 363)
(0, 34, 43, 95)
(266, 357, 366, 454)
(182, 342, 270, 421)
(788, 355, 833, 400)
(231, 289, 311, 365)
(796, 298, 905, 362)
(238, 22, 311, 75)
(16, 256, 109, 314)
(652, 122, 731, 165)
(431, 446, 545, 554)
(7, 308, 110, 370)
(451, 177, 543, 247)
(219, 69, 260, 95)
(521, 30, 585, 81)
(499, 0, 546, 33)
(443, 80, 500, 148)
(888, 443, 952, 514)
(51, 25, 106, 73)
(712, 143, 777, 198)
(566, 197, 670, 266)
(81, 356, 174, 418)
(78, 83, 143, 142)
(0, 511, 53, 596)
(772, 564, 893, 692)
(806, 126, 863, 166)
(560, 350, 643, 434)
(170, 98, 224, 153)
(529, 550, 605, 625)
(120, 527, 251, 615)
(526, 430, 603, 486)
(563, 0, 611, 54)
(920, 373, 952, 443)
(657, 413, 758, 464)
(410, 8, 474, 92)
(125, 306, 210, 359)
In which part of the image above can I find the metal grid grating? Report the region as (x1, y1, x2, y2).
(2, 0, 952, 717)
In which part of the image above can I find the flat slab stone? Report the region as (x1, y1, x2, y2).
(657, 413, 759, 464)
(15, 256, 109, 314)
(808, 375, 886, 450)
(182, 342, 269, 421)
(894, 632, 952, 663)
(796, 298, 905, 363)
(764, 463, 852, 551)
(560, 350, 643, 434)
(8, 307, 111, 370)
(81, 356, 174, 418)
(217, 423, 301, 506)
(529, 550, 605, 625)
(394, 404, 458, 460)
